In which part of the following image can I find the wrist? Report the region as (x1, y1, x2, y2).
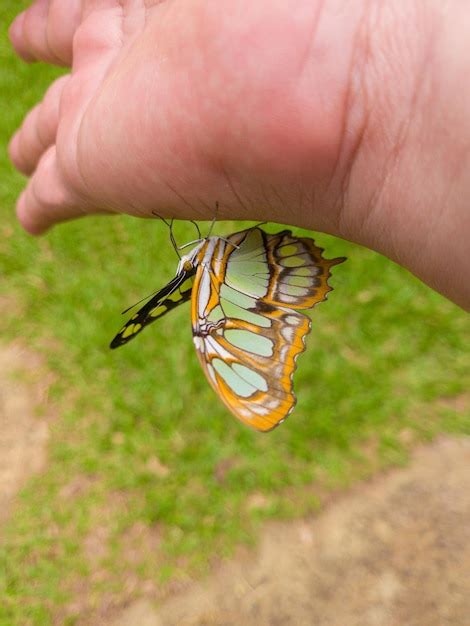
(340, 2, 470, 309)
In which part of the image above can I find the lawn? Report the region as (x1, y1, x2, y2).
(1, 4, 469, 625)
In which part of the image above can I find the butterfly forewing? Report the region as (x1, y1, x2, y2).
(110, 270, 195, 348)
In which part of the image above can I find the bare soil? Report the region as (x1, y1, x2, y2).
(1, 343, 469, 626)
(113, 437, 470, 626)
(0, 343, 50, 523)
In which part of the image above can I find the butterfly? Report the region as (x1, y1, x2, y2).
(110, 225, 345, 431)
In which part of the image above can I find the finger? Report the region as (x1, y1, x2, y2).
(9, 105, 44, 176)
(81, 0, 120, 19)
(8, 12, 36, 62)
(73, 1, 126, 72)
(46, 0, 83, 65)
(16, 147, 86, 235)
(11, 0, 59, 64)
(9, 75, 69, 176)
(9, 0, 83, 66)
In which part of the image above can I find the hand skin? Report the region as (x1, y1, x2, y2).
(8, 1, 470, 311)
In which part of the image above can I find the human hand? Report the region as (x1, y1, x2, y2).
(8, 1, 470, 310)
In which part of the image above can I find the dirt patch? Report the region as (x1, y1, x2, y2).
(1, 340, 467, 625)
(0, 342, 51, 523)
(110, 436, 470, 626)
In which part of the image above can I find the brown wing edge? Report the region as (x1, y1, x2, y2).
(260, 237, 346, 432)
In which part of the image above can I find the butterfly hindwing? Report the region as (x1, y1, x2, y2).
(110, 271, 194, 348)
(191, 228, 345, 431)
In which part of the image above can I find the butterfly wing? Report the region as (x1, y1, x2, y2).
(110, 270, 195, 348)
(192, 228, 345, 431)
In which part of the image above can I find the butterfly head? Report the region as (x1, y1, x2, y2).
(177, 239, 206, 275)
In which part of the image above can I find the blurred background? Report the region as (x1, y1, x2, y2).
(1, 3, 469, 625)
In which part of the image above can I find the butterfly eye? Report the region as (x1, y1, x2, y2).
(183, 260, 193, 272)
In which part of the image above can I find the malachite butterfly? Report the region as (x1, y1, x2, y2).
(110, 226, 345, 432)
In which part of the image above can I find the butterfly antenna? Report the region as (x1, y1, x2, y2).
(121, 289, 160, 314)
(205, 201, 219, 239)
(152, 210, 181, 259)
(189, 220, 202, 240)
(203, 202, 240, 249)
(168, 219, 182, 259)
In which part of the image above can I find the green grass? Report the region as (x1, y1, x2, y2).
(1, 3, 469, 624)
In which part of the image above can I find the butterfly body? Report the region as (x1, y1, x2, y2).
(111, 227, 344, 431)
